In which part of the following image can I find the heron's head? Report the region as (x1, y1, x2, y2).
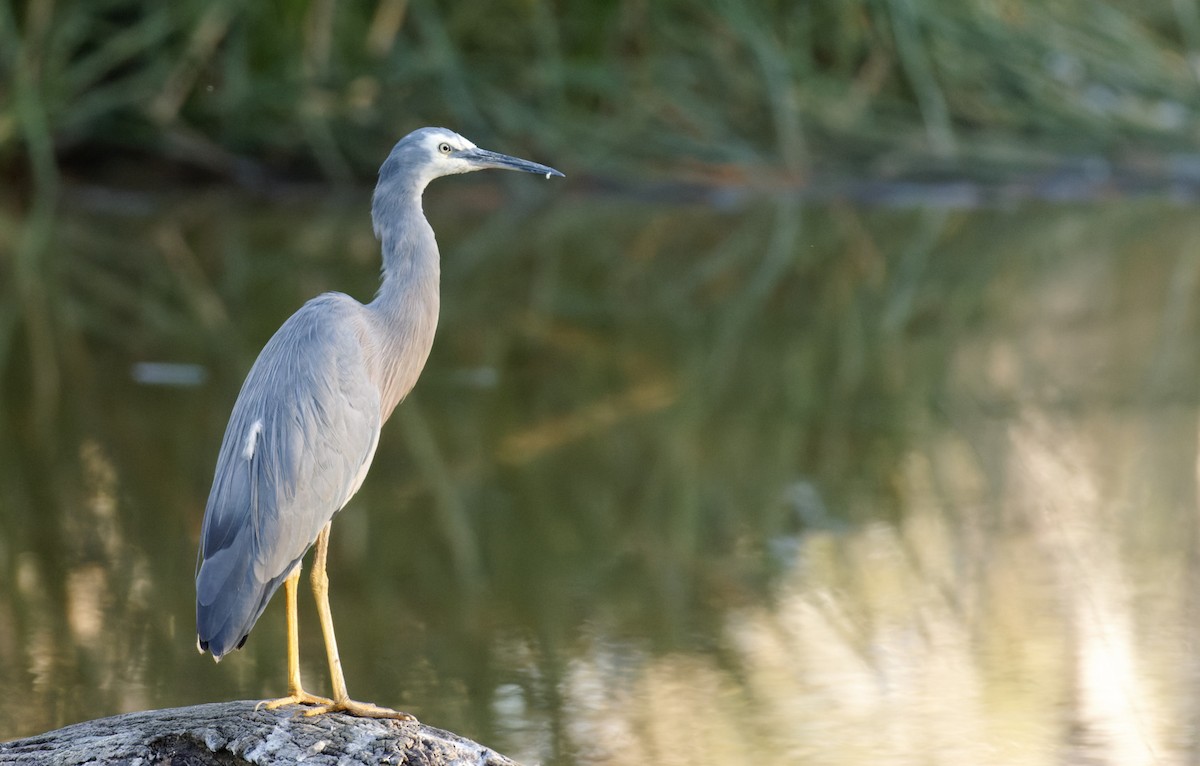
(379, 127, 563, 192)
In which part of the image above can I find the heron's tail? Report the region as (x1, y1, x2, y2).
(195, 536, 294, 659)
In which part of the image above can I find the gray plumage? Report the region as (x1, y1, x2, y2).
(196, 127, 562, 661)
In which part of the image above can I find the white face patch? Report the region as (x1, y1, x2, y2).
(242, 419, 264, 460)
(428, 131, 473, 155)
(415, 130, 479, 183)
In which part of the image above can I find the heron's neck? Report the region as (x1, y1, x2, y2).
(370, 189, 441, 316)
(366, 187, 442, 419)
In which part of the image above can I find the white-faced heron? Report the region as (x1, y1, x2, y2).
(195, 127, 563, 719)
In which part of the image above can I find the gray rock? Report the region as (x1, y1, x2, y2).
(0, 701, 520, 766)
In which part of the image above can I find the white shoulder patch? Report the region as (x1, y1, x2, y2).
(242, 419, 264, 460)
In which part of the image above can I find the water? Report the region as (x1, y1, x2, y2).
(2, 181, 1199, 765)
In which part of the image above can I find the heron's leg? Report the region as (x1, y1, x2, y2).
(303, 522, 415, 720)
(311, 524, 349, 702)
(260, 567, 333, 710)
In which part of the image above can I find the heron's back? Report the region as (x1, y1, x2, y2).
(195, 294, 382, 658)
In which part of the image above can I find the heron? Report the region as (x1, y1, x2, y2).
(195, 127, 563, 719)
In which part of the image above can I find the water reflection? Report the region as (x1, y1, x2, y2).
(1, 186, 1199, 765)
(554, 410, 1195, 766)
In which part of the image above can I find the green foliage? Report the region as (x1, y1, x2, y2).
(2, 0, 1200, 182)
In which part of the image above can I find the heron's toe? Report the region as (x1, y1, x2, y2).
(258, 690, 335, 711)
(303, 698, 416, 721)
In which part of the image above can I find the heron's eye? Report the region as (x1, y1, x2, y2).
(438, 142, 452, 154)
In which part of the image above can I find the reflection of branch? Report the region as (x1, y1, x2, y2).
(498, 380, 675, 465)
(0, 700, 519, 765)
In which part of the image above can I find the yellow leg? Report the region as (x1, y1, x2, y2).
(260, 568, 333, 710)
(303, 522, 415, 720)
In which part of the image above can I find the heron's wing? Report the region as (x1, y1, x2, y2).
(196, 294, 382, 657)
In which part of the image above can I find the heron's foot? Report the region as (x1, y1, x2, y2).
(258, 690, 335, 711)
(303, 697, 416, 721)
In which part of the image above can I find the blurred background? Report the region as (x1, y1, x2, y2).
(5, 2, 1200, 764)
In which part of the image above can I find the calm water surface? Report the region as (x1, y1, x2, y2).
(2, 180, 1200, 765)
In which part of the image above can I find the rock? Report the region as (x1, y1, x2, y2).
(0, 700, 520, 766)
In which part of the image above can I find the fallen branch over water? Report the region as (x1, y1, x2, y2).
(0, 700, 520, 765)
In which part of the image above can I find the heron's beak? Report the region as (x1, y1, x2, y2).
(459, 148, 564, 178)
